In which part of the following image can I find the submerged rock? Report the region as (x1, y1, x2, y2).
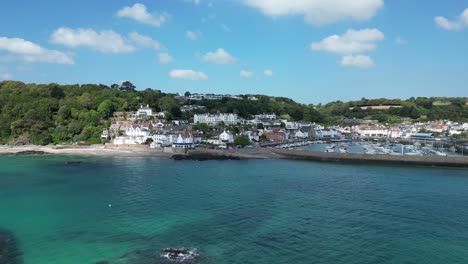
(160, 248, 198, 263)
(172, 154, 189, 160)
(0, 229, 22, 264)
(64, 161, 83, 165)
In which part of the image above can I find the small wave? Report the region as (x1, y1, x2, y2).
(160, 248, 199, 262)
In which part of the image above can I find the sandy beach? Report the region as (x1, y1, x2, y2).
(0, 145, 173, 158)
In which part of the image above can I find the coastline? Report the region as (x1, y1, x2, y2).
(0, 145, 173, 158)
(1, 145, 468, 168)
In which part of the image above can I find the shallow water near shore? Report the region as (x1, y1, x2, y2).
(1, 156, 468, 264)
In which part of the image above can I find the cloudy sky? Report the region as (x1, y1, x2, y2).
(0, 0, 467, 103)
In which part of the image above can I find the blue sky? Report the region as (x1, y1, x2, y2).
(0, 0, 467, 104)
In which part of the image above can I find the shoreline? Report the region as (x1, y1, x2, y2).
(1, 145, 468, 168)
(0, 145, 173, 158)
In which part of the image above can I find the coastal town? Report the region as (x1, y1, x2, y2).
(102, 93, 468, 157)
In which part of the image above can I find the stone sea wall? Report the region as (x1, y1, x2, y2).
(272, 149, 468, 168)
(173, 148, 468, 168)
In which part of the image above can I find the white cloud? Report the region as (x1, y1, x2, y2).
(264, 69, 273, 76)
(340, 55, 374, 68)
(396, 36, 407, 45)
(242, 0, 384, 26)
(240, 70, 253, 78)
(435, 8, 468, 31)
(310, 28, 384, 55)
(169, 69, 208, 80)
(159, 53, 174, 64)
(201, 48, 237, 64)
(129, 32, 162, 50)
(116, 3, 167, 27)
(0, 36, 74, 64)
(50, 27, 135, 53)
(186, 30, 202, 40)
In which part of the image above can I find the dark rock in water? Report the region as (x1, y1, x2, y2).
(64, 161, 83, 165)
(172, 154, 189, 160)
(15, 150, 46, 156)
(172, 152, 241, 161)
(160, 248, 198, 263)
(0, 229, 23, 264)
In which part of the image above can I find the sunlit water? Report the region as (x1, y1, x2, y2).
(1, 155, 468, 264)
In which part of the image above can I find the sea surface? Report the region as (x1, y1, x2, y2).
(1, 155, 468, 264)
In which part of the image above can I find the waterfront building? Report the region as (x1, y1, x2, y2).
(125, 125, 150, 137)
(172, 133, 195, 149)
(262, 131, 286, 142)
(355, 126, 389, 138)
(220, 130, 234, 144)
(313, 129, 342, 140)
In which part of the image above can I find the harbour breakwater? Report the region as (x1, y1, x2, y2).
(175, 149, 468, 168)
(272, 149, 468, 168)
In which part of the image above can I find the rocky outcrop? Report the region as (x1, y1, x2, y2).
(160, 248, 198, 262)
(64, 161, 83, 165)
(172, 151, 241, 161)
(0, 229, 22, 264)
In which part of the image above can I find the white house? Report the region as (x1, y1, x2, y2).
(219, 130, 234, 144)
(254, 114, 277, 120)
(100, 130, 109, 140)
(462, 123, 468, 131)
(155, 112, 166, 118)
(172, 134, 195, 149)
(314, 129, 342, 139)
(137, 105, 152, 117)
(243, 131, 260, 142)
(294, 127, 311, 139)
(152, 133, 170, 147)
(194, 113, 239, 126)
(355, 128, 388, 138)
(125, 126, 150, 137)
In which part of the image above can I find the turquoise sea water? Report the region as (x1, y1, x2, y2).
(1, 156, 468, 264)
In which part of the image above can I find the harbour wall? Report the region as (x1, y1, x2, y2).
(272, 149, 468, 168)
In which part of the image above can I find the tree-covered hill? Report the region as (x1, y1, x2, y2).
(0, 80, 467, 145)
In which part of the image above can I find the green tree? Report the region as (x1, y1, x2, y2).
(159, 96, 179, 112)
(234, 134, 250, 147)
(97, 99, 114, 118)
